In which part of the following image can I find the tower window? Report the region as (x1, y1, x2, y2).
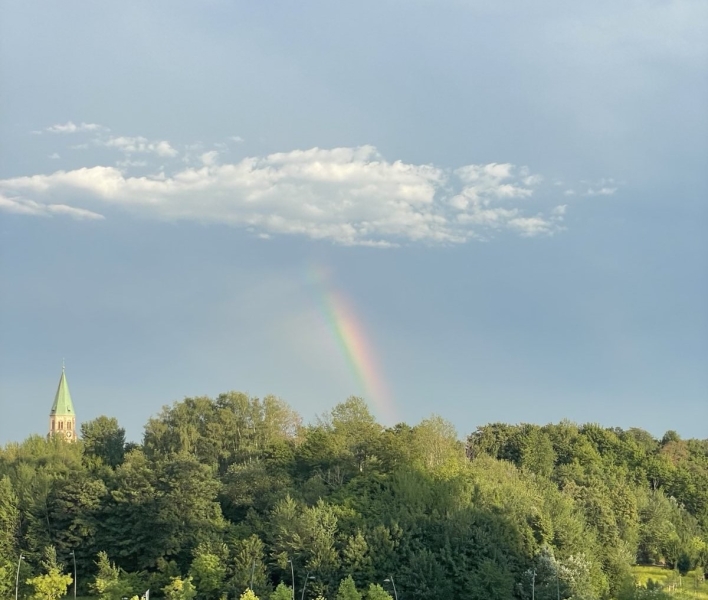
(59, 421, 63, 430)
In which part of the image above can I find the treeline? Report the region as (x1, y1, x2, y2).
(1, 393, 707, 600)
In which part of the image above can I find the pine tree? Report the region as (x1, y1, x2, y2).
(270, 582, 293, 600)
(365, 584, 392, 600)
(336, 576, 361, 600)
(26, 546, 73, 600)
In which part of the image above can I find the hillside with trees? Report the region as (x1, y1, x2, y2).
(1, 394, 707, 600)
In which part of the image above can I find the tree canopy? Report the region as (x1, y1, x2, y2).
(2, 396, 706, 599)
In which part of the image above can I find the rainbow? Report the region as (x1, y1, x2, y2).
(309, 265, 397, 424)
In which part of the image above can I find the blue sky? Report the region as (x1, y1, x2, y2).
(1, 0, 706, 443)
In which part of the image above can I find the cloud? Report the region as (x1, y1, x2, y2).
(116, 159, 148, 168)
(45, 121, 106, 134)
(0, 145, 565, 245)
(200, 151, 219, 166)
(102, 136, 178, 157)
(49, 153, 60, 160)
(585, 187, 618, 196)
(582, 178, 621, 197)
(0, 193, 104, 220)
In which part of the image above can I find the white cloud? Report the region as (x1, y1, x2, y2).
(0, 145, 565, 245)
(102, 136, 178, 157)
(49, 153, 60, 160)
(0, 193, 104, 220)
(229, 136, 244, 143)
(201, 151, 219, 166)
(585, 187, 617, 196)
(45, 121, 106, 134)
(116, 159, 148, 168)
(582, 177, 621, 197)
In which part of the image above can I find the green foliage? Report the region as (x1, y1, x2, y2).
(240, 589, 260, 600)
(26, 546, 73, 600)
(336, 575, 361, 600)
(2, 394, 708, 600)
(364, 584, 392, 600)
(677, 551, 692, 575)
(270, 582, 293, 600)
(26, 569, 73, 600)
(163, 576, 197, 600)
(90, 551, 146, 600)
(81, 416, 127, 469)
(188, 545, 227, 600)
(0, 475, 19, 560)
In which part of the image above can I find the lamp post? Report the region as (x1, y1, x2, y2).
(531, 569, 536, 600)
(15, 555, 24, 600)
(70, 551, 77, 600)
(287, 559, 295, 600)
(384, 576, 398, 600)
(300, 573, 315, 600)
(250, 560, 256, 590)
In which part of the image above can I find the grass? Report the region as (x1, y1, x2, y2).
(632, 565, 708, 599)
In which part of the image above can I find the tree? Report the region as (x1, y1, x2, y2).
(153, 454, 226, 569)
(163, 576, 197, 600)
(677, 552, 692, 575)
(81, 416, 127, 468)
(90, 551, 145, 600)
(240, 590, 260, 600)
(189, 545, 227, 600)
(228, 535, 269, 599)
(365, 584, 392, 600)
(46, 473, 106, 578)
(26, 546, 73, 600)
(26, 570, 73, 600)
(270, 583, 293, 600)
(0, 475, 19, 560)
(336, 575, 362, 600)
(410, 416, 465, 477)
(100, 449, 159, 572)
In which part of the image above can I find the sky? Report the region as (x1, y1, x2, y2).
(0, 0, 706, 444)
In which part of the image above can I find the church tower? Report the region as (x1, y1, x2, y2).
(49, 365, 77, 442)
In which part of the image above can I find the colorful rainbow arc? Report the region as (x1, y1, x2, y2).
(309, 266, 397, 424)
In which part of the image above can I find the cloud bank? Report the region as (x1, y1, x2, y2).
(0, 145, 566, 246)
(44, 121, 106, 134)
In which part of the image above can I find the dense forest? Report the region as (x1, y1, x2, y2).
(1, 393, 707, 600)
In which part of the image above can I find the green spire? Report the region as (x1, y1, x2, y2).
(50, 365, 75, 416)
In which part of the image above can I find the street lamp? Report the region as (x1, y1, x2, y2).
(70, 551, 77, 600)
(287, 559, 295, 600)
(384, 576, 398, 600)
(15, 555, 25, 600)
(300, 573, 315, 600)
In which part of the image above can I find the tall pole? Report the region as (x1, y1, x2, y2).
(250, 560, 255, 590)
(384, 576, 398, 600)
(532, 570, 536, 600)
(71, 551, 77, 600)
(300, 572, 314, 600)
(288, 559, 295, 600)
(15, 555, 24, 600)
